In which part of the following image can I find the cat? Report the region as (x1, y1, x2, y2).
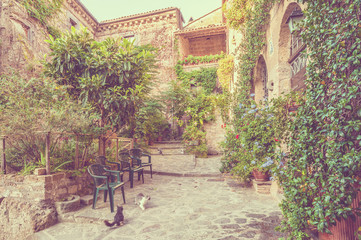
(104, 205, 124, 227)
(135, 193, 151, 210)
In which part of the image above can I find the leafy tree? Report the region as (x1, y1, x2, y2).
(0, 73, 94, 170)
(133, 100, 169, 142)
(44, 28, 156, 155)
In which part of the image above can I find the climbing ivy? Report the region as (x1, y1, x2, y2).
(17, 0, 63, 38)
(221, 0, 280, 173)
(217, 54, 234, 90)
(175, 64, 218, 95)
(276, 0, 361, 238)
(224, 0, 278, 103)
(166, 63, 220, 157)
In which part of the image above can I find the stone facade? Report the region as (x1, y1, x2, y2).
(226, 0, 307, 101)
(255, 0, 307, 101)
(176, 8, 226, 58)
(175, 8, 227, 154)
(204, 110, 226, 155)
(96, 7, 183, 95)
(0, 0, 183, 97)
(0, 0, 97, 76)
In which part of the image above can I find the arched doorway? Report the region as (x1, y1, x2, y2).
(254, 55, 268, 103)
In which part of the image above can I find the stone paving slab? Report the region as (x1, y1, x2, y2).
(149, 155, 222, 177)
(30, 174, 285, 240)
(28, 154, 286, 240)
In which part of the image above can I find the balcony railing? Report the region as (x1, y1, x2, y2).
(290, 54, 307, 77)
(289, 34, 307, 77)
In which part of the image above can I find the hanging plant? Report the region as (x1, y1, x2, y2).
(217, 54, 234, 90)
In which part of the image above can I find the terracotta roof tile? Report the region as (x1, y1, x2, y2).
(175, 23, 226, 35)
(99, 7, 182, 24)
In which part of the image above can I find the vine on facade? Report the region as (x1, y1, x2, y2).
(225, 0, 278, 103)
(277, 1, 361, 238)
(167, 62, 221, 157)
(17, 0, 63, 38)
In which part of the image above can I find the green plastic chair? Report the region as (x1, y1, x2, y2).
(119, 151, 144, 188)
(129, 148, 153, 178)
(95, 155, 123, 182)
(87, 164, 125, 212)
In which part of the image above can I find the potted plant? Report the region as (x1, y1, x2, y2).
(221, 96, 289, 181)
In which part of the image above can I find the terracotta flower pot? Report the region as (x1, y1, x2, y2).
(318, 191, 361, 240)
(252, 169, 270, 181)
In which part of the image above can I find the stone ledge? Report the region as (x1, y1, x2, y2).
(252, 180, 272, 194)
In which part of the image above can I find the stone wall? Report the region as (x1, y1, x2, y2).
(227, 0, 306, 100)
(0, 171, 92, 239)
(96, 8, 183, 96)
(0, 0, 97, 75)
(254, 0, 306, 100)
(185, 8, 223, 30)
(0, 171, 92, 202)
(188, 33, 226, 56)
(204, 111, 225, 155)
(0, 197, 58, 240)
(0, 0, 48, 75)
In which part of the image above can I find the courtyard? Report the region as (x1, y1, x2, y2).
(31, 156, 285, 240)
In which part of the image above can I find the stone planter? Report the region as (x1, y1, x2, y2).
(55, 195, 81, 214)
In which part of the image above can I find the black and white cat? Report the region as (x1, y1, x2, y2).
(104, 205, 124, 227)
(135, 193, 151, 210)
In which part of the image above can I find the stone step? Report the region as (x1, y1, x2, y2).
(149, 147, 186, 155)
(148, 141, 186, 155)
(150, 142, 184, 149)
(252, 180, 272, 194)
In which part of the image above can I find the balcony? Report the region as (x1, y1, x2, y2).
(288, 34, 307, 90)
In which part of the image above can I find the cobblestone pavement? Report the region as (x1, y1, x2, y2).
(29, 156, 285, 240)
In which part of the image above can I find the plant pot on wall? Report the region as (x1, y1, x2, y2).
(318, 190, 361, 240)
(252, 169, 270, 181)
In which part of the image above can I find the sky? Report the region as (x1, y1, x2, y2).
(80, 0, 222, 24)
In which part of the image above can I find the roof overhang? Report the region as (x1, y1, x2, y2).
(174, 24, 226, 38)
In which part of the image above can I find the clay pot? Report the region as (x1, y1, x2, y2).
(318, 191, 361, 240)
(252, 169, 270, 181)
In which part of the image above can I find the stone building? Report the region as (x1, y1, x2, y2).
(223, 0, 307, 197)
(225, 0, 306, 102)
(0, 0, 309, 154)
(174, 7, 227, 155)
(0, 0, 228, 154)
(0, 0, 184, 96)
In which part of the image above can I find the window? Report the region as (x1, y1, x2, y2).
(286, 7, 306, 90)
(69, 18, 78, 30)
(23, 24, 34, 45)
(121, 31, 138, 45)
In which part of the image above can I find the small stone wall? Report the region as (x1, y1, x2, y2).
(0, 171, 92, 202)
(1, 171, 93, 201)
(0, 171, 93, 239)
